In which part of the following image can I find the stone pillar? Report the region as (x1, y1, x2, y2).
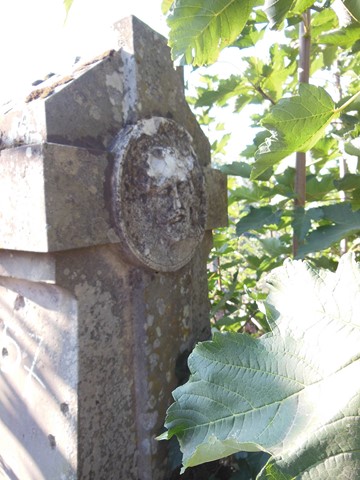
(0, 16, 227, 480)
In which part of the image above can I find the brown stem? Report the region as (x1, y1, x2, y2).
(339, 158, 348, 254)
(253, 84, 276, 105)
(293, 9, 311, 258)
(334, 61, 349, 255)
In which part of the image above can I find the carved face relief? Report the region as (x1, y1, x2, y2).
(111, 118, 206, 272)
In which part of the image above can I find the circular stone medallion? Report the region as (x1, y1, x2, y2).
(110, 117, 207, 272)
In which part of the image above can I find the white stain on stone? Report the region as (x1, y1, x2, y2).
(149, 352, 159, 367)
(140, 117, 158, 136)
(180, 286, 187, 295)
(26, 147, 32, 158)
(120, 51, 138, 122)
(89, 105, 101, 120)
(156, 298, 165, 316)
(140, 438, 151, 455)
(148, 395, 156, 409)
(106, 228, 120, 243)
(140, 411, 158, 431)
(147, 146, 194, 186)
(105, 71, 122, 90)
(182, 317, 190, 329)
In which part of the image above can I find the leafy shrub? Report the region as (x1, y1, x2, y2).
(159, 253, 360, 478)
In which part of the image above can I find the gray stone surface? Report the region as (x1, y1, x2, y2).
(0, 143, 118, 252)
(0, 17, 209, 164)
(0, 15, 227, 480)
(0, 274, 78, 480)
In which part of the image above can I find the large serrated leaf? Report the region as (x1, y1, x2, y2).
(160, 254, 360, 478)
(251, 84, 360, 180)
(167, 0, 262, 65)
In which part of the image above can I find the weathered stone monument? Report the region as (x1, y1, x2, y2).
(0, 16, 227, 480)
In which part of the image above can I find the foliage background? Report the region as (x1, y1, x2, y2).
(165, 0, 360, 337)
(161, 1, 360, 478)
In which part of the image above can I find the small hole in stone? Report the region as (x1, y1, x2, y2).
(60, 403, 69, 415)
(14, 295, 25, 310)
(2, 348, 8, 357)
(48, 434, 56, 449)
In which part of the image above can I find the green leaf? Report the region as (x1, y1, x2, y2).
(195, 75, 246, 107)
(334, 173, 360, 191)
(232, 22, 266, 49)
(160, 254, 360, 477)
(220, 162, 272, 181)
(220, 162, 253, 178)
(310, 136, 339, 162)
(322, 45, 338, 68)
(344, 141, 360, 156)
(274, 167, 295, 188)
(350, 191, 360, 211)
(167, 0, 262, 65)
(298, 203, 360, 256)
(291, 0, 314, 14)
(306, 174, 335, 201)
(63, 0, 74, 17)
(230, 185, 273, 204)
(318, 24, 360, 48)
(292, 206, 323, 243)
(211, 272, 239, 317)
(236, 207, 282, 236)
(252, 84, 353, 180)
(261, 44, 297, 102)
(212, 133, 231, 155)
(292, 207, 310, 242)
(341, 0, 360, 23)
(265, 0, 295, 29)
(311, 8, 339, 37)
(235, 94, 253, 113)
(258, 237, 289, 257)
(162, 0, 174, 14)
(264, 0, 313, 29)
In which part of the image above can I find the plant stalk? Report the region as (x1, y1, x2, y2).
(293, 9, 311, 258)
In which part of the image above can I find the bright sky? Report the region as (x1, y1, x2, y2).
(1, 1, 355, 160)
(0, 0, 167, 103)
(0, 0, 255, 157)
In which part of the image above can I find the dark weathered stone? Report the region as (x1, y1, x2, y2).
(0, 15, 228, 480)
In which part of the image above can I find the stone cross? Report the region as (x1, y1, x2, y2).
(0, 16, 227, 480)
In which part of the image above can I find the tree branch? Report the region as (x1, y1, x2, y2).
(293, 9, 311, 258)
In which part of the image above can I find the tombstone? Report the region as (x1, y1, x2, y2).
(0, 16, 227, 480)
